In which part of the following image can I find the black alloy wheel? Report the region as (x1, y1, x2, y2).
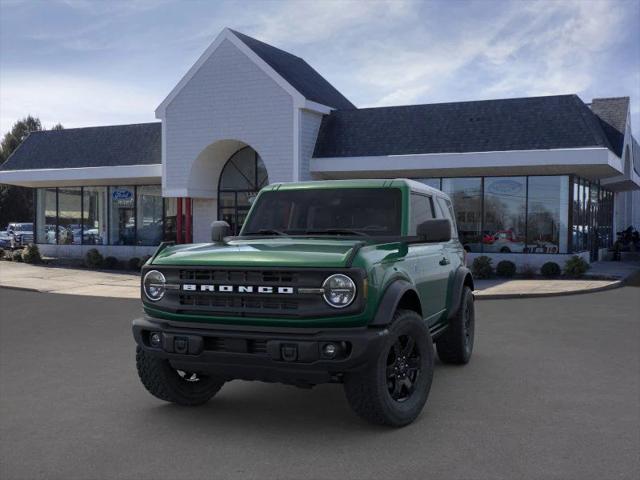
(386, 334, 421, 402)
(344, 309, 434, 427)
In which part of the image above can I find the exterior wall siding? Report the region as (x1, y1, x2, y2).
(298, 109, 324, 181)
(192, 198, 217, 243)
(163, 39, 294, 195)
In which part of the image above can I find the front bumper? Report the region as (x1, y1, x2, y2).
(132, 316, 389, 386)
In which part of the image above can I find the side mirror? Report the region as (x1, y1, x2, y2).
(416, 219, 451, 243)
(211, 220, 231, 243)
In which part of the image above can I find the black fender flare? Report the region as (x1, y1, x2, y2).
(370, 280, 421, 326)
(447, 266, 474, 320)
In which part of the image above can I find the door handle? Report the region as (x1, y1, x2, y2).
(439, 257, 450, 266)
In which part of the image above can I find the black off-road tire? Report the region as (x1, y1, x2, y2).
(436, 286, 475, 364)
(136, 346, 224, 406)
(343, 309, 434, 427)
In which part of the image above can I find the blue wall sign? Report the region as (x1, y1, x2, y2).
(488, 179, 523, 196)
(112, 189, 133, 201)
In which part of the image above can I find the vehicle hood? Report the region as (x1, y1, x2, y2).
(151, 238, 365, 268)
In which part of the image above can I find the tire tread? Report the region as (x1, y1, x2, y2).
(136, 346, 224, 406)
(344, 309, 433, 427)
(436, 287, 474, 364)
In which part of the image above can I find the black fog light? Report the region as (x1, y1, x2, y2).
(150, 332, 162, 348)
(322, 343, 337, 358)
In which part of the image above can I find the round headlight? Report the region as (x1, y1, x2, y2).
(143, 270, 166, 302)
(322, 274, 356, 308)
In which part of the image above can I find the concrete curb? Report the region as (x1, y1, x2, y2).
(0, 285, 41, 293)
(474, 279, 623, 300)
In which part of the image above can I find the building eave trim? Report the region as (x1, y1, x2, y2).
(0, 164, 162, 187)
(311, 147, 620, 173)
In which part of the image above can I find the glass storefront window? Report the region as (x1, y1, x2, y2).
(36, 188, 57, 244)
(602, 190, 614, 248)
(441, 178, 482, 252)
(163, 198, 177, 242)
(416, 178, 441, 190)
(527, 176, 569, 253)
(483, 177, 526, 253)
(136, 186, 163, 246)
(218, 147, 269, 235)
(589, 184, 599, 255)
(575, 179, 581, 251)
(584, 181, 591, 252)
(35, 185, 177, 247)
(109, 186, 136, 245)
(57, 188, 82, 245)
(83, 187, 107, 245)
(572, 178, 588, 252)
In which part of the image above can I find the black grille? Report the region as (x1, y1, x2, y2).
(202, 337, 268, 355)
(145, 267, 366, 319)
(179, 269, 299, 284)
(179, 293, 299, 311)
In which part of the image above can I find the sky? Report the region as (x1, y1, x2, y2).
(1, 0, 639, 138)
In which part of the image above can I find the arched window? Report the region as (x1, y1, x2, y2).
(218, 146, 268, 234)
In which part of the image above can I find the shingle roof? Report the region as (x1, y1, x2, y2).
(590, 97, 629, 157)
(0, 122, 161, 171)
(313, 95, 616, 158)
(230, 29, 355, 110)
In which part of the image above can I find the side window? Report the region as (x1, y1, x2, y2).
(409, 193, 434, 235)
(436, 197, 458, 239)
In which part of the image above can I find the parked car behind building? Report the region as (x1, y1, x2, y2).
(5, 223, 34, 249)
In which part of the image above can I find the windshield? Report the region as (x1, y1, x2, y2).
(241, 188, 402, 237)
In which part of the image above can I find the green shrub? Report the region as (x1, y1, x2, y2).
(103, 256, 119, 269)
(496, 260, 516, 278)
(128, 257, 141, 271)
(471, 256, 493, 279)
(21, 244, 42, 264)
(520, 264, 537, 278)
(541, 262, 561, 278)
(11, 250, 23, 262)
(564, 255, 590, 277)
(85, 248, 103, 269)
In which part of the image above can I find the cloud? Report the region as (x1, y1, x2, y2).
(249, 0, 411, 46)
(0, 72, 157, 132)
(346, 0, 628, 107)
(0, 0, 637, 138)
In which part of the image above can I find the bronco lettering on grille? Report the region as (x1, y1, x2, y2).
(182, 284, 295, 294)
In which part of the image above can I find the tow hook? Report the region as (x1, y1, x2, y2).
(280, 344, 298, 362)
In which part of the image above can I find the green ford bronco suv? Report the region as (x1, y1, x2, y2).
(133, 179, 475, 427)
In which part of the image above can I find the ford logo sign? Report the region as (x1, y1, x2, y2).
(112, 189, 133, 200)
(488, 179, 523, 195)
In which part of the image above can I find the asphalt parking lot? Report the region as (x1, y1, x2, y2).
(1, 284, 638, 480)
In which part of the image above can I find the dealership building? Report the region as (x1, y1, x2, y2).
(1, 28, 638, 265)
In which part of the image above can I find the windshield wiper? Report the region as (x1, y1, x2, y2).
(304, 228, 368, 237)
